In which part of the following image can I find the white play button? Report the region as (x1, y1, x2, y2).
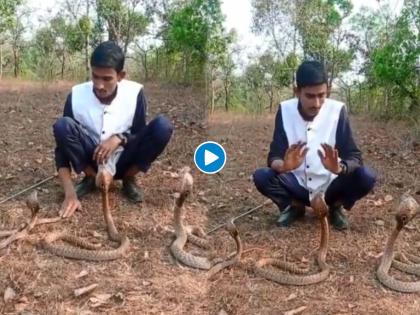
(204, 149, 219, 166)
(194, 141, 227, 174)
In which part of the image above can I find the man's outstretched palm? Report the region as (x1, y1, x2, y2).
(318, 143, 341, 174)
(283, 141, 309, 172)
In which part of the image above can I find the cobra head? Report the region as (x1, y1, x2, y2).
(180, 167, 193, 194)
(26, 190, 40, 216)
(175, 168, 193, 207)
(310, 193, 328, 218)
(395, 194, 420, 230)
(225, 219, 239, 238)
(96, 170, 112, 191)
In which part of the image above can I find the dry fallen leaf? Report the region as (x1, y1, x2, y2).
(90, 293, 112, 308)
(284, 306, 307, 315)
(374, 200, 383, 207)
(384, 195, 393, 202)
(14, 297, 29, 312)
(4, 287, 16, 303)
(91, 231, 102, 238)
(375, 220, 385, 227)
(74, 284, 98, 297)
(76, 270, 89, 279)
(285, 293, 297, 301)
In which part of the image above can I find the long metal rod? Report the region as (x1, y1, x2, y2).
(0, 175, 56, 205)
(207, 199, 272, 234)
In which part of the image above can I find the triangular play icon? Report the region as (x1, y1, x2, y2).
(204, 149, 219, 166)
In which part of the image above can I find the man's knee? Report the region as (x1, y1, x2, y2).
(150, 114, 173, 144)
(53, 117, 77, 141)
(354, 166, 376, 192)
(253, 167, 276, 192)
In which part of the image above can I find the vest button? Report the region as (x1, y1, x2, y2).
(102, 131, 105, 134)
(309, 177, 312, 181)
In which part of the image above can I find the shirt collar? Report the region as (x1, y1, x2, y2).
(93, 85, 118, 105)
(298, 100, 316, 122)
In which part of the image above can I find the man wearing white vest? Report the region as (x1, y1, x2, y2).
(53, 41, 173, 218)
(253, 61, 376, 230)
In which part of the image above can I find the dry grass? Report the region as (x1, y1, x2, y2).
(0, 80, 419, 314)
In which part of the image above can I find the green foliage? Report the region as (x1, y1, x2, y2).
(370, 23, 419, 111)
(96, 0, 149, 52)
(160, 0, 230, 83)
(348, 0, 420, 117)
(0, 0, 22, 32)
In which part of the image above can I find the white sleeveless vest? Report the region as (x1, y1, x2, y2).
(280, 98, 344, 199)
(71, 79, 143, 143)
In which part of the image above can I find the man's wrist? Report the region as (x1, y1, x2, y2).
(271, 160, 288, 173)
(337, 161, 347, 175)
(114, 133, 127, 147)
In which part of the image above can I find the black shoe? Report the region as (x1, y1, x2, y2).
(122, 177, 144, 203)
(330, 205, 349, 230)
(75, 176, 96, 199)
(276, 205, 305, 227)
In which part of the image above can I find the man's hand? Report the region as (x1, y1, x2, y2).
(59, 194, 82, 218)
(318, 143, 341, 174)
(272, 141, 308, 173)
(93, 135, 121, 164)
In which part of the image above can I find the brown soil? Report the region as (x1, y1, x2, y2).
(0, 80, 419, 315)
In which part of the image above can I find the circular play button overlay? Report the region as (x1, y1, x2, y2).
(194, 141, 227, 174)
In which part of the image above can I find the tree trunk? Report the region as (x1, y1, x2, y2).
(155, 48, 159, 79)
(0, 45, 3, 79)
(347, 87, 352, 113)
(144, 51, 148, 81)
(85, 0, 90, 81)
(211, 72, 215, 114)
(165, 51, 169, 80)
(13, 48, 18, 78)
(61, 53, 66, 79)
(224, 81, 229, 112)
(269, 84, 274, 113)
(183, 52, 188, 84)
(384, 87, 389, 116)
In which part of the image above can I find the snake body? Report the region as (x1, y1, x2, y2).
(255, 193, 330, 285)
(207, 220, 243, 278)
(41, 171, 130, 261)
(392, 252, 420, 276)
(170, 169, 241, 273)
(376, 194, 420, 293)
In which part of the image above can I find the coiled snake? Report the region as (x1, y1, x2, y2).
(38, 170, 130, 261)
(376, 194, 420, 292)
(170, 168, 242, 276)
(255, 193, 330, 285)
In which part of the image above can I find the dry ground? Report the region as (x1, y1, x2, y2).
(0, 80, 419, 315)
